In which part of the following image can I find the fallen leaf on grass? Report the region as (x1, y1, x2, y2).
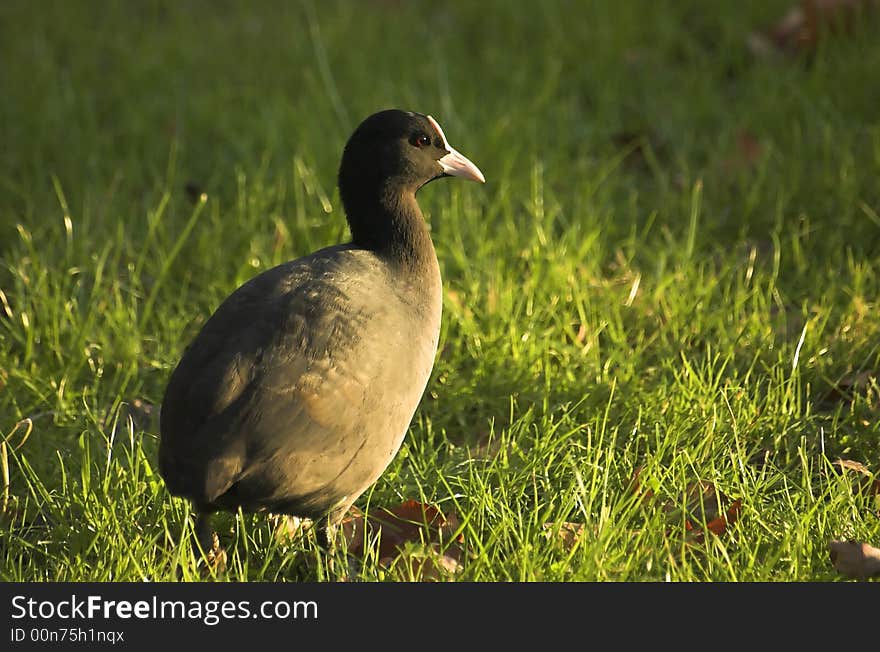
(675, 483, 742, 543)
(544, 478, 743, 553)
(829, 540, 880, 578)
(748, 0, 879, 55)
(543, 475, 743, 553)
(340, 500, 464, 580)
(542, 522, 587, 551)
(685, 498, 743, 543)
(342, 499, 463, 556)
(834, 458, 871, 477)
(380, 543, 463, 581)
(631, 469, 742, 544)
(828, 459, 879, 507)
(270, 501, 464, 580)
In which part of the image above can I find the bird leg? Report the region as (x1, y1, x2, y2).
(193, 510, 226, 574)
(319, 517, 339, 555)
(316, 502, 358, 580)
(194, 511, 214, 553)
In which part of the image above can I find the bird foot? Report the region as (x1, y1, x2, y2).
(192, 513, 226, 576)
(199, 531, 227, 576)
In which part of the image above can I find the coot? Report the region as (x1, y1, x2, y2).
(158, 109, 485, 552)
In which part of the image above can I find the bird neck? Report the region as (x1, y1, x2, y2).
(344, 182, 438, 273)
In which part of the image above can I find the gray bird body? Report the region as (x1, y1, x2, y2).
(159, 243, 441, 521)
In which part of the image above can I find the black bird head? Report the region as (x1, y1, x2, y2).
(339, 109, 484, 202)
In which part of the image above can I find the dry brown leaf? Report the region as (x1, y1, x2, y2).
(382, 543, 462, 581)
(542, 522, 587, 551)
(694, 500, 742, 541)
(748, 0, 878, 55)
(684, 482, 724, 519)
(271, 501, 464, 580)
(632, 470, 742, 543)
(829, 459, 879, 504)
(677, 484, 742, 543)
(829, 540, 880, 578)
(834, 459, 872, 477)
(340, 500, 463, 571)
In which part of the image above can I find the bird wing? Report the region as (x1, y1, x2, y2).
(158, 247, 395, 507)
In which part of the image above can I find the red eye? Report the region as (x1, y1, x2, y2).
(411, 134, 431, 148)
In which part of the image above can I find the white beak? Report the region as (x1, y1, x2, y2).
(428, 115, 486, 184)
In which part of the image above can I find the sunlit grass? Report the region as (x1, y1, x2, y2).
(1, 0, 878, 581)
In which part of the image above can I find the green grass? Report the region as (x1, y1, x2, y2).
(1, 0, 879, 581)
